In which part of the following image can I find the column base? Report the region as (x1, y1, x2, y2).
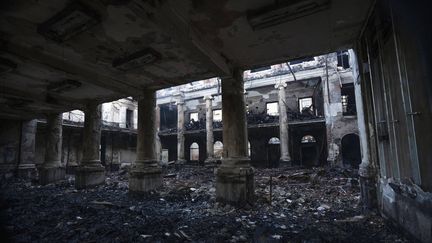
(16, 164, 37, 179)
(129, 166, 162, 192)
(279, 157, 292, 166)
(75, 164, 105, 189)
(176, 159, 186, 165)
(216, 161, 254, 206)
(39, 166, 65, 185)
(204, 157, 218, 167)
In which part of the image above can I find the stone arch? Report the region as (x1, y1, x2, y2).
(189, 142, 199, 161)
(341, 133, 361, 168)
(300, 134, 319, 166)
(267, 137, 280, 167)
(214, 141, 223, 159)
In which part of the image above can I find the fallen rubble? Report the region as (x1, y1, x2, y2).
(0, 166, 408, 242)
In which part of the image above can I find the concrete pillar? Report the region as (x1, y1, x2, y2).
(75, 103, 105, 189)
(39, 114, 65, 185)
(155, 105, 162, 162)
(350, 49, 376, 210)
(17, 119, 37, 178)
(204, 95, 216, 165)
(275, 80, 291, 164)
(216, 71, 254, 205)
(129, 89, 162, 192)
(175, 93, 186, 164)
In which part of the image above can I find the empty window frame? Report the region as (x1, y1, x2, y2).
(189, 112, 198, 123)
(126, 109, 133, 128)
(341, 83, 357, 116)
(337, 50, 350, 69)
(213, 109, 222, 122)
(299, 97, 313, 113)
(266, 102, 279, 116)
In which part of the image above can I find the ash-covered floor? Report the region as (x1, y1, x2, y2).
(1, 166, 408, 242)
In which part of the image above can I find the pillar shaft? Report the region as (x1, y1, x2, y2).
(129, 89, 162, 192)
(17, 119, 37, 178)
(44, 114, 63, 166)
(155, 105, 162, 162)
(276, 82, 291, 163)
(221, 76, 248, 160)
(82, 104, 102, 165)
(204, 96, 215, 163)
(350, 49, 377, 210)
(136, 92, 157, 162)
(75, 103, 105, 189)
(176, 96, 186, 163)
(39, 114, 65, 184)
(216, 72, 254, 206)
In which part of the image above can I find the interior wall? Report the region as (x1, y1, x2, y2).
(358, 1, 432, 242)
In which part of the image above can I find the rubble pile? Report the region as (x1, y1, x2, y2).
(0, 166, 408, 242)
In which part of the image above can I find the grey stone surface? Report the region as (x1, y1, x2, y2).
(216, 163, 254, 205)
(39, 114, 65, 184)
(75, 165, 106, 189)
(216, 74, 255, 205)
(175, 92, 186, 164)
(75, 104, 105, 189)
(204, 95, 215, 164)
(275, 80, 291, 164)
(17, 120, 38, 178)
(129, 90, 162, 192)
(39, 166, 66, 185)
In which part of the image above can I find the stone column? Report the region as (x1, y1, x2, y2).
(275, 80, 291, 164)
(39, 114, 65, 185)
(155, 105, 162, 162)
(204, 95, 216, 165)
(175, 93, 186, 164)
(75, 103, 105, 189)
(350, 49, 377, 210)
(129, 89, 162, 192)
(17, 119, 37, 179)
(216, 71, 254, 205)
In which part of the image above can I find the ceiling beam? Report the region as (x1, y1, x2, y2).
(128, 0, 233, 78)
(1, 41, 143, 96)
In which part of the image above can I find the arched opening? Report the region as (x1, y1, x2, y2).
(267, 137, 280, 168)
(190, 142, 199, 161)
(300, 135, 319, 167)
(214, 141, 223, 159)
(341, 133, 361, 168)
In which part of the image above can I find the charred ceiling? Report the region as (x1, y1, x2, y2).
(0, 0, 373, 119)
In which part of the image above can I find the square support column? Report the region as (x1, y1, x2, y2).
(216, 72, 254, 206)
(39, 113, 65, 185)
(17, 120, 38, 179)
(129, 89, 162, 192)
(75, 103, 105, 189)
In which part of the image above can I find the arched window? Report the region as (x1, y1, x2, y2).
(214, 141, 223, 159)
(190, 142, 199, 161)
(301, 135, 316, 143)
(268, 137, 280, 144)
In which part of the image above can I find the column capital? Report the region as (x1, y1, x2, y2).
(203, 95, 214, 101)
(275, 80, 287, 89)
(175, 93, 185, 105)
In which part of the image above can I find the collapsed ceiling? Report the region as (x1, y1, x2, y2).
(0, 0, 372, 119)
